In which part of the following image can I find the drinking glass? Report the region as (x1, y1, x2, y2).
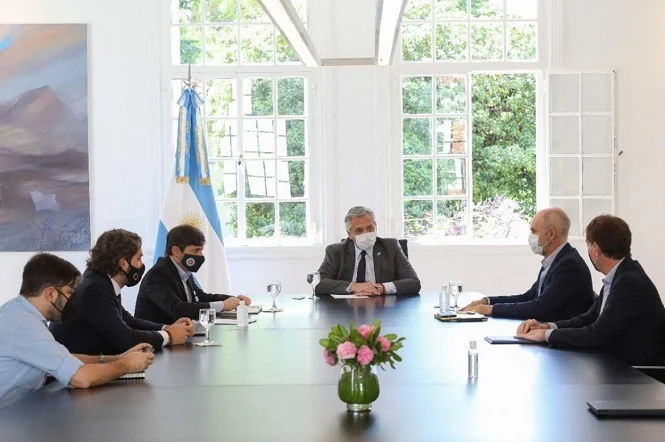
(266, 281, 282, 312)
(449, 281, 463, 311)
(199, 308, 216, 344)
(306, 272, 320, 299)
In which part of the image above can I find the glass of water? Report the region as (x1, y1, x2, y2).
(266, 281, 282, 312)
(306, 272, 320, 299)
(449, 281, 463, 311)
(199, 308, 216, 345)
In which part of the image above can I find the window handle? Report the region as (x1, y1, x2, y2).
(237, 154, 244, 166)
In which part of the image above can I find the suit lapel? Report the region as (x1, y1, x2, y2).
(342, 239, 356, 281)
(373, 240, 385, 283)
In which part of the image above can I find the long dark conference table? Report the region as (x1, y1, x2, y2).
(2, 294, 665, 441)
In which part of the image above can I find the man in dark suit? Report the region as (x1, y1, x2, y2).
(50, 229, 194, 355)
(315, 206, 420, 295)
(462, 208, 594, 321)
(517, 215, 665, 366)
(135, 224, 251, 323)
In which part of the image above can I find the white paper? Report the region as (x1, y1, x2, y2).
(215, 316, 258, 325)
(330, 295, 369, 299)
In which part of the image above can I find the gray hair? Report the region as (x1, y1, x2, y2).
(344, 206, 376, 232)
(542, 207, 571, 241)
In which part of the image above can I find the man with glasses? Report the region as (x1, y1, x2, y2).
(0, 253, 154, 409)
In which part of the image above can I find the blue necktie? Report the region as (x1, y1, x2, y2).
(357, 251, 367, 283)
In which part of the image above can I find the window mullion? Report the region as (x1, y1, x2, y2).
(237, 75, 247, 243)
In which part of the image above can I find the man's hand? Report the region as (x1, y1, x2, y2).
(516, 319, 550, 335)
(120, 351, 154, 373)
(515, 328, 549, 342)
(223, 297, 241, 311)
(120, 343, 153, 359)
(164, 324, 191, 345)
(468, 304, 492, 316)
(460, 298, 488, 311)
(350, 283, 380, 296)
(236, 295, 252, 306)
(174, 317, 194, 328)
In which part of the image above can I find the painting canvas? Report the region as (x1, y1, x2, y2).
(0, 24, 90, 251)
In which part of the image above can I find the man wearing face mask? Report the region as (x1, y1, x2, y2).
(315, 206, 421, 295)
(50, 229, 194, 355)
(0, 253, 154, 409)
(461, 208, 594, 321)
(134, 224, 251, 323)
(516, 215, 665, 366)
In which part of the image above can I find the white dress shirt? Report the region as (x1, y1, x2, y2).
(169, 258, 224, 312)
(347, 245, 397, 294)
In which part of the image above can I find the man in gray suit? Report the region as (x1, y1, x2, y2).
(315, 206, 421, 295)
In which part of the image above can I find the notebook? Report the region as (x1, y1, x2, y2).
(434, 312, 487, 322)
(484, 336, 547, 345)
(216, 304, 263, 318)
(587, 400, 665, 418)
(114, 371, 146, 381)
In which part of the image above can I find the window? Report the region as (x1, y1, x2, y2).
(168, 0, 314, 245)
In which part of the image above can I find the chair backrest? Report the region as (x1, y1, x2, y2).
(340, 238, 409, 259)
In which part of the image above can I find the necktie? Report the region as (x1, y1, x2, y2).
(357, 251, 367, 283)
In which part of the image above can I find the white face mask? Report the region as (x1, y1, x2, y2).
(354, 232, 377, 251)
(528, 233, 545, 256)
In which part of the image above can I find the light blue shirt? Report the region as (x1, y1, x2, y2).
(0, 295, 83, 409)
(348, 245, 397, 294)
(538, 243, 567, 295)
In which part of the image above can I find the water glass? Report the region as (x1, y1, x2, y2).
(306, 272, 320, 299)
(449, 281, 463, 311)
(266, 281, 282, 312)
(199, 308, 216, 344)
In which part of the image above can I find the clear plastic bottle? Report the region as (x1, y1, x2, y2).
(237, 300, 249, 328)
(439, 285, 451, 315)
(468, 341, 478, 379)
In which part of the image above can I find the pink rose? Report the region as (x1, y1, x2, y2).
(377, 336, 391, 352)
(358, 324, 376, 339)
(336, 341, 357, 360)
(357, 345, 374, 366)
(324, 349, 335, 366)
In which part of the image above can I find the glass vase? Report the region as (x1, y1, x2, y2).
(338, 365, 380, 412)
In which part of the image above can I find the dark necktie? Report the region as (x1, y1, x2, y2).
(357, 251, 367, 283)
(186, 276, 196, 302)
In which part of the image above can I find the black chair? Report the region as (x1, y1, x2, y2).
(340, 239, 409, 258)
(633, 366, 665, 384)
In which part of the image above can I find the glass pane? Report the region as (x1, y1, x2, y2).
(205, 0, 237, 22)
(178, 26, 203, 64)
(403, 159, 433, 196)
(401, 23, 432, 62)
(245, 160, 276, 197)
(240, 0, 269, 22)
(471, 23, 503, 61)
(582, 157, 612, 196)
(550, 157, 579, 196)
(402, 76, 432, 114)
(472, 196, 532, 239)
(217, 201, 238, 239)
(240, 25, 274, 64)
(550, 116, 579, 154)
(471, 0, 504, 19)
(210, 160, 238, 198)
(550, 199, 581, 237)
(507, 22, 537, 61)
(506, 0, 537, 19)
(278, 77, 305, 116)
(173, 0, 202, 24)
(582, 199, 612, 231)
(404, 0, 432, 20)
(292, 0, 306, 22)
(207, 119, 238, 157)
(403, 118, 432, 155)
(436, 118, 466, 154)
(436, 76, 466, 114)
(277, 32, 300, 64)
(436, 200, 467, 236)
(582, 73, 612, 113)
(243, 119, 275, 158)
(436, 24, 468, 61)
(582, 115, 612, 154)
(403, 200, 433, 237)
(550, 74, 579, 113)
(277, 119, 306, 157)
(205, 26, 238, 65)
(435, 0, 468, 19)
(243, 78, 274, 116)
(278, 160, 306, 198)
(205, 79, 237, 117)
(280, 202, 307, 238)
(437, 158, 466, 196)
(246, 202, 275, 238)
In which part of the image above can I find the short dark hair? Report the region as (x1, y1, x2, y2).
(585, 215, 632, 259)
(87, 229, 142, 275)
(165, 224, 206, 256)
(20, 253, 81, 298)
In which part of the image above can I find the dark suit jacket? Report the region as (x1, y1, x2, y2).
(549, 258, 665, 366)
(135, 257, 232, 323)
(488, 243, 594, 322)
(49, 269, 166, 354)
(315, 237, 421, 295)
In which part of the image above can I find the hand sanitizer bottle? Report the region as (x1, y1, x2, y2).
(237, 301, 249, 328)
(468, 341, 478, 379)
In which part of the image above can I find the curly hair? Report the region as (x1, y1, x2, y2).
(87, 229, 142, 275)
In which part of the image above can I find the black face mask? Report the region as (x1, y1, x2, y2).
(51, 289, 78, 322)
(123, 263, 146, 287)
(182, 254, 205, 273)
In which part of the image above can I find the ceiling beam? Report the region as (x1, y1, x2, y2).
(256, 0, 320, 67)
(375, 0, 409, 65)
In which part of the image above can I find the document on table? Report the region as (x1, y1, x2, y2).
(330, 294, 369, 299)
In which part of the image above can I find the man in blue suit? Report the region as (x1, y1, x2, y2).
(461, 208, 594, 322)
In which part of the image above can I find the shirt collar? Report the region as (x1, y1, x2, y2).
(16, 294, 48, 325)
(355, 244, 374, 259)
(108, 276, 122, 296)
(542, 242, 567, 270)
(602, 258, 625, 288)
(170, 256, 191, 282)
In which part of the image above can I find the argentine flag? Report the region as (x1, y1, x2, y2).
(154, 87, 232, 294)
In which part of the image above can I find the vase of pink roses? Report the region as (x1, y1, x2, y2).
(320, 320, 405, 412)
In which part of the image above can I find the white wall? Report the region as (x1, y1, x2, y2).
(1, 0, 663, 311)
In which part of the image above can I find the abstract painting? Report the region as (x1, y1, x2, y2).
(0, 24, 90, 251)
